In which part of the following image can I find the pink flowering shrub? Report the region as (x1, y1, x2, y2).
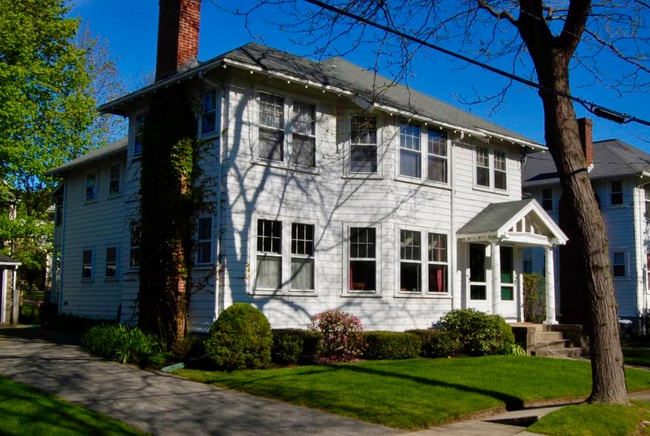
(310, 309, 365, 362)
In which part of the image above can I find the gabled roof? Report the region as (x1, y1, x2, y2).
(523, 139, 650, 188)
(457, 198, 568, 246)
(0, 254, 21, 267)
(47, 137, 128, 176)
(100, 42, 542, 150)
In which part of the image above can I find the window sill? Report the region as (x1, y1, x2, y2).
(395, 175, 451, 190)
(251, 159, 320, 175)
(108, 194, 122, 200)
(252, 289, 318, 297)
(394, 292, 451, 299)
(472, 185, 510, 196)
(342, 174, 383, 180)
(341, 291, 382, 298)
(84, 199, 98, 204)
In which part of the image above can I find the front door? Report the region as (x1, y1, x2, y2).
(469, 244, 490, 312)
(500, 246, 517, 319)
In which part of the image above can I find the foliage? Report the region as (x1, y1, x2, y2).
(81, 324, 163, 366)
(523, 273, 545, 323)
(310, 309, 365, 362)
(204, 303, 273, 370)
(0, 376, 146, 435)
(179, 356, 650, 431)
(438, 309, 515, 356)
(408, 329, 463, 358)
(501, 343, 527, 357)
(271, 328, 322, 364)
(362, 331, 422, 360)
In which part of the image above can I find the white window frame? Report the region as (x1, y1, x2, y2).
(108, 163, 122, 198)
(252, 218, 317, 294)
(290, 222, 315, 291)
(397, 229, 449, 296)
(397, 122, 449, 184)
(644, 185, 650, 220)
(610, 180, 624, 206)
(349, 115, 378, 175)
(255, 89, 318, 169)
(82, 248, 94, 280)
(133, 114, 145, 157)
(612, 250, 627, 279)
(85, 170, 98, 202)
(345, 225, 380, 295)
(196, 216, 213, 266)
(200, 89, 220, 138)
(473, 142, 508, 192)
(105, 246, 118, 280)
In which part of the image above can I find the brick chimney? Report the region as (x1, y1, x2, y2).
(577, 117, 594, 169)
(155, 0, 201, 82)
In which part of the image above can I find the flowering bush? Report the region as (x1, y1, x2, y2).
(310, 309, 365, 362)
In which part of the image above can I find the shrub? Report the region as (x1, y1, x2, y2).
(81, 324, 161, 366)
(409, 329, 464, 358)
(501, 342, 527, 356)
(363, 331, 422, 360)
(438, 309, 515, 356)
(310, 309, 365, 362)
(272, 329, 322, 364)
(205, 303, 273, 370)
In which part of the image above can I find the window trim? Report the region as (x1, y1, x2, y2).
(85, 169, 98, 203)
(610, 180, 624, 206)
(396, 228, 450, 297)
(129, 224, 141, 269)
(343, 224, 381, 297)
(472, 141, 509, 193)
(81, 248, 94, 281)
(541, 188, 554, 211)
(397, 121, 449, 185)
(196, 216, 214, 266)
(349, 115, 379, 175)
(105, 246, 118, 280)
(199, 88, 220, 138)
(108, 163, 122, 198)
(612, 250, 628, 279)
(133, 114, 146, 157)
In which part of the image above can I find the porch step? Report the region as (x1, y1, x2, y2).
(533, 347, 584, 358)
(512, 323, 584, 358)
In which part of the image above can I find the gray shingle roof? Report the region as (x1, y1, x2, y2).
(523, 139, 650, 188)
(458, 199, 536, 235)
(0, 254, 21, 265)
(48, 137, 128, 176)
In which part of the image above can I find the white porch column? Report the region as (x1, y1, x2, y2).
(1, 269, 6, 324)
(491, 240, 501, 315)
(544, 246, 558, 324)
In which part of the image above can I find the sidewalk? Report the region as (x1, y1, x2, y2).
(1, 326, 644, 436)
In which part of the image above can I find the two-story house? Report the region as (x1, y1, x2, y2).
(523, 118, 650, 330)
(49, 0, 566, 332)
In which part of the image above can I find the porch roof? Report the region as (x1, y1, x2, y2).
(0, 254, 21, 268)
(457, 198, 568, 247)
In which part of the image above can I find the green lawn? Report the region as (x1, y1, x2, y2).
(623, 346, 650, 367)
(0, 376, 147, 435)
(178, 356, 650, 430)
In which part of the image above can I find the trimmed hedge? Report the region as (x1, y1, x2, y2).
(408, 329, 463, 358)
(271, 329, 322, 364)
(363, 331, 422, 360)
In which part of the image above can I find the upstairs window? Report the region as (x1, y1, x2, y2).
(399, 123, 421, 178)
(474, 144, 508, 192)
(350, 116, 377, 173)
(292, 101, 316, 167)
(476, 147, 490, 187)
(427, 130, 448, 183)
(349, 227, 376, 291)
(108, 164, 121, 197)
(134, 115, 145, 156)
(258, 92, 285, 162)
(399, 123, 448, 183)
(85, 170, 98, 202)
(542, 188, 553, 211)
(613, 251, 626, 277)
(196, 217, 213, 265)
(201, 90, 218, 136)
(106, 247, 117, 279)
(645, 186, 650, 220)
(611, 180, 623, 206)
(494, 151, 507, 190)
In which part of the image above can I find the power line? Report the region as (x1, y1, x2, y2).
(303, 0, 650, 128)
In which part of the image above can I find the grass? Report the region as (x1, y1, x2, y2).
(624, 346, 650, 367)
(0, 376, 147, 435)
(178, 355, 650, 430)
(529, 401, 650, 436)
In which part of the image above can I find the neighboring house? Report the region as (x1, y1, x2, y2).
(48, 0, 566, 332)
(0, 254, 21, 324)
(523, 118, 650, 328)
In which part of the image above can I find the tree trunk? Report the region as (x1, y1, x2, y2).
(538, 60, 628, 405)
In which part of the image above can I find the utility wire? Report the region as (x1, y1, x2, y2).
(303, 0, 650, 128)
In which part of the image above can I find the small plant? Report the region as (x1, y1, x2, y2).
(271, 329, 322, 364)
(310, 309, 365, 362)
(205, 303, 273, 370)
(438, 309, 515, 356)
(363, 331, 422, 360)
(81, 324, 162, 366)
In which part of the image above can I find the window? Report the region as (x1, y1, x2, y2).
(400, 230, 421, 292)
(476, 147, 490, 188)
(474, 144, 508, 191)
(349, 227, 376, 291)
(500, 246, 514, 300)
(196, 217, 213, 265)
(291, 223, 314, 290)
(542, 189, 553, 211)
(55, 196, 63, 226)
(469, 244, 486, 299)
(134, 115, 145, 156)
(82, 249, 93, 279)
(201, 90, 218, 136)
(292, 101, 316, 167)
(256, 219, 282, 289)
(258, 92, 284, 162)
(427, 130, 448, 183)
(400, 123, 421, 178)
(645, 186, 650, 220)
(613, 251, 626, 277)
(106, 247, 117, 279)
(130, 225, 141, 268)
(611, 180, 623, 206)
(109, 164, 121, 197)
(85, 171, 98, 202)
(350, 116, 378, 173)
(428, 233, 448, 293)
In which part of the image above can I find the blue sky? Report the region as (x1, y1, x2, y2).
(70, 0, 650, 150)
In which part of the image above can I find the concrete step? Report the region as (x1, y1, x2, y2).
(534, 339, 572, 350)
(534, 331, 564, 341)
(533, 347, 584, 358)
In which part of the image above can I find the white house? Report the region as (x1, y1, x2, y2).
(49, 0, 566, 332)
(523, 118, 650, 329)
